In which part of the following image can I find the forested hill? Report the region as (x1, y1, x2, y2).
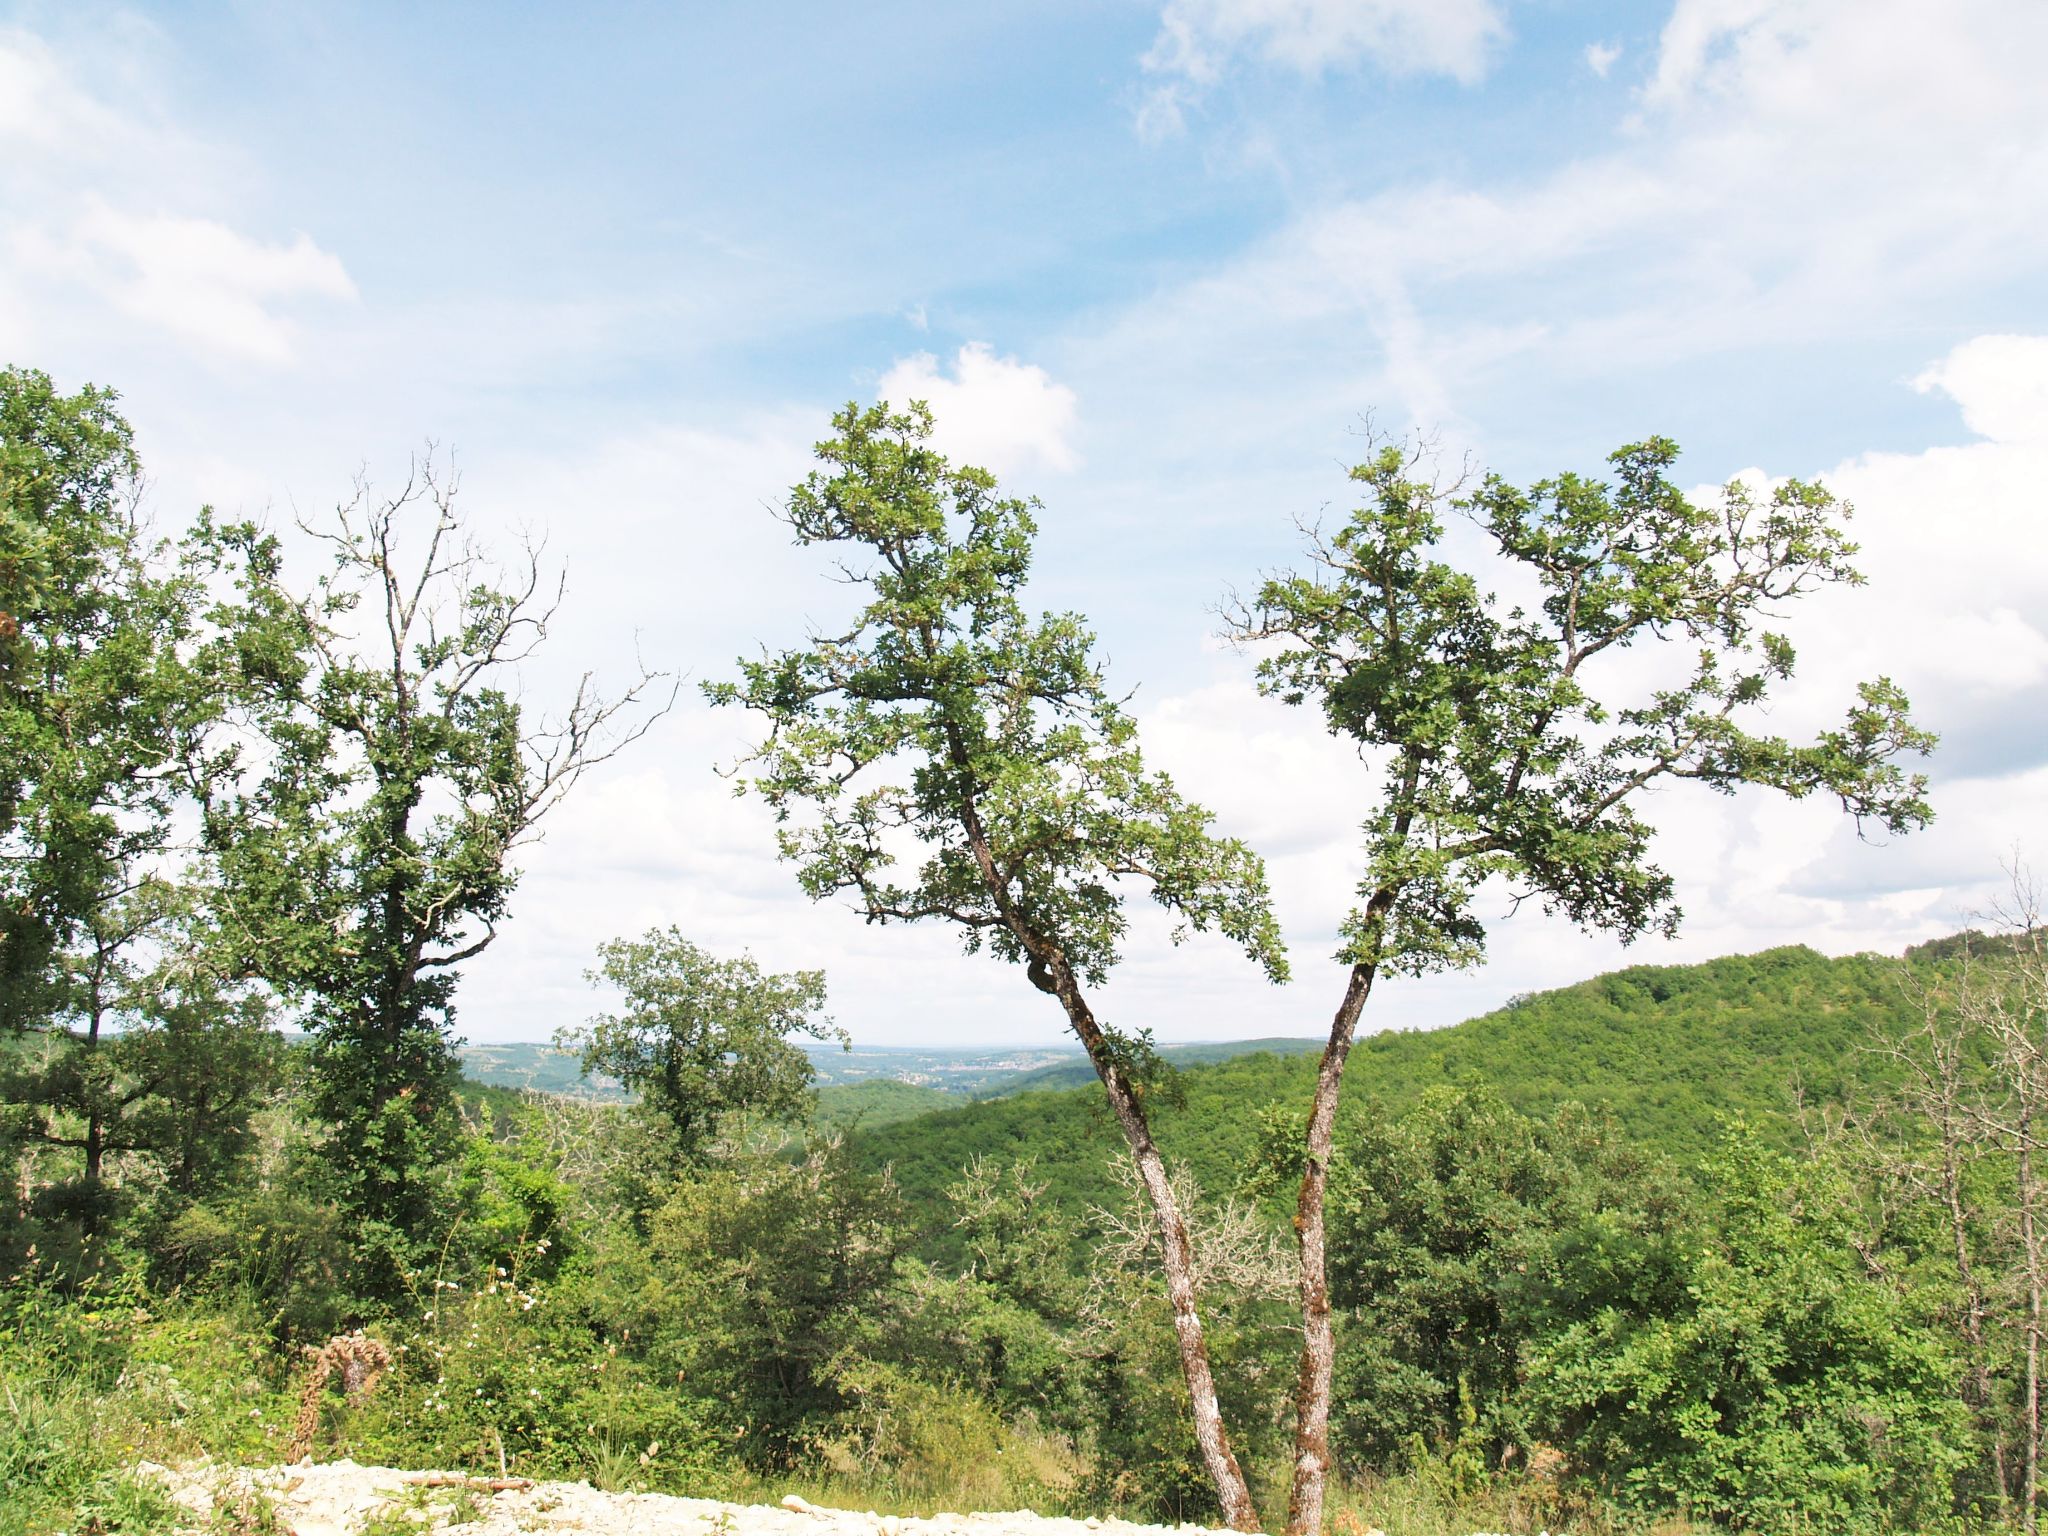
(844, 942, 1927, 1215)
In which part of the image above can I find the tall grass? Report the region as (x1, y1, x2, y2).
(0, 1260, 294, 1535)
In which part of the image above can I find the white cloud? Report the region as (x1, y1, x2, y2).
(877, 342, 1081, 478)
(1137, 0, 1508, 136)
(1087, 0, 2048, 454)
(0, 34, 354, 367)
(1146, 0, 1508, 84)
(1585, 40, 1621, 77)
(67, 206, 355, 364)
(1914, 334, 2048, 445)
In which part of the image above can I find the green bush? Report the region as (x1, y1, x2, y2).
(1531, 1128, 1970, 1533)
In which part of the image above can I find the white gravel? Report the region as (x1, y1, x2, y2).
(138, 1460, 1242, 1536)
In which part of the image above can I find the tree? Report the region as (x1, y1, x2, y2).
(0, 368, 199, 1030)
(1929, 881, 2048, 1530)
(561, 928, 843, 1175)
(1531, 1128, 1969, 1533)
(712, 401, 1287, 1529)
(195, 459, 671, 1283)
(1224, 433, 1935, 1534)
(0, 368, 273, 1238)
(1313, 1087, 1690, 1474)
(1, 879, 280, 1240)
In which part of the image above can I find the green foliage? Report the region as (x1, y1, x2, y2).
(1231, 433, 1932, 973)
(647, 1140, 911, 1464)
(1532, 1127, 1971, 1532)
(1316, 1087, 1691, 1473)
(0, 368, 279, 1246)
(0, 1265, 295, 1535)
(190, 469, 665, 1284)
(710, 397, 1284, 1017)
(562, 928, 843, 1176)
(812, 1078, 956, 1133)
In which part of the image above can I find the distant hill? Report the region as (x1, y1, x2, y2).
(457, 1042, 625, 1099)
(454, 1035, 1326, 1102)
(844, 943, 1931, 1220)
(968, 1035, 1323, 1098)
(813, 1079, 956, 1133)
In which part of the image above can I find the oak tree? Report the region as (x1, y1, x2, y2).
(712, 401, 1286, 1530)
(1226, 434, 1935, 1535)
(196, 460, 670, 1283)
(562, 928, 843, 1176)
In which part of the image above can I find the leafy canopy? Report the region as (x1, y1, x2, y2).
(710, 401, 1285, 995)
(1230, 435, 1934, 974)
(563, 928, 843, 1168)
(0, 368, 211, 1030)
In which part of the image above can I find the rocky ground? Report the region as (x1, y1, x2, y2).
(138, 1461, 1249, 1536)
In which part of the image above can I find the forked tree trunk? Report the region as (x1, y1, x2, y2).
(1037, 951, 1263, 1533)
(1286, 956, 1380, 1536)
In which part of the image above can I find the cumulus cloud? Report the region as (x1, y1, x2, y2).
(876, 342, 1081, 478)
(1915, 335, 2048, 445)
(1585, 40, 1621, 77)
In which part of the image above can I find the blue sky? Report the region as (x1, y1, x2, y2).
(5, 0, 2046, 1046)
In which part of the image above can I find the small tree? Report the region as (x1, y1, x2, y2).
(1, 879, 279, 1239)
(1938, 883, 2048, 1530)
(195, 460, 671, 1284)
(712, 401, 1286, 1529)
(561, 928, 843, 1174)
(1224, 433, 1935, 1533)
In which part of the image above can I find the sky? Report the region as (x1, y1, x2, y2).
(4, 0, 2046, 1048)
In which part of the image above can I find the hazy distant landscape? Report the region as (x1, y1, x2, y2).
(456, 1037, 1324, 1102)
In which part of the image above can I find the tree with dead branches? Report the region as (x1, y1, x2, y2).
(193, 457, 672, 1284)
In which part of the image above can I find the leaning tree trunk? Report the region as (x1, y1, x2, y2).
(946, 734, 1261, 1533)
(1286, 955, 1380, 1536)
(1037, 949, 1262, 1533)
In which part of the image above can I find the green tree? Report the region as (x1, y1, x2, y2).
(0, 368, 274, 1239)
(648, 1140, 910, 1463)
(194, 462, 670, 1286)
(560, 928, 843, 1179)
(1311, 1087, 1690, 1473)
(1532, 1128, 1969, 1532)
(1, 880, 280, 1243)
(0, 368, 195, 1030)
(712, 401, 1286, 1529)
(1224, 433, 1936, 1534)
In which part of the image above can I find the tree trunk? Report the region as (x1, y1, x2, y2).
(1940, 1138, 2007, 1505)
(80, 970, 108, 1238)
(2024, 1125, 2042, 1535)
(1286, 958, 1378, 1536)
(1043, 953, 1263, 1533)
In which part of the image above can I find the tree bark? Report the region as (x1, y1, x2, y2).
(2023, 1123, 2042, 1535)
(1285, 957, 1378, 1536)
(1034, 949, 1263, 1532)
(940, 716, 1261, 1532)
